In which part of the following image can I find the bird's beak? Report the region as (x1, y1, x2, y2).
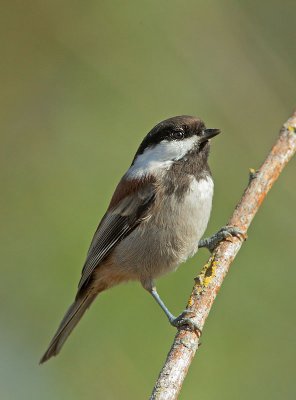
(200, 128, 221, 143)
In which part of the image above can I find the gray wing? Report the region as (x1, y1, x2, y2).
(78, 182, 155, 290)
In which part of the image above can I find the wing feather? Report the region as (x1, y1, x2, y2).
(78, 179, 155, 290)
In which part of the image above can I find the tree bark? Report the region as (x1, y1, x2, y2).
(150, 110, 296, 400)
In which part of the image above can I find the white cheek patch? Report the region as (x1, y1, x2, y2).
(128, 136, 198, 179)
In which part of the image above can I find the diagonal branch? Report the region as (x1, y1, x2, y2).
(150, 110, 296, 400)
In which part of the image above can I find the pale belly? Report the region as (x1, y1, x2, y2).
(112, 176, 214, 282)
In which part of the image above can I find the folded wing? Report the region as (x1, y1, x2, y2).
(78, 177, 156, 290)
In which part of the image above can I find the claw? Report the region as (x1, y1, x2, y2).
(170, 310, 202, 336)
(198, 225, 246, 252)
(227, 227, 248, 242)
(225, 235, 235, 243)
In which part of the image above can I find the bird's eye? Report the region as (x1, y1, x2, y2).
(171, 130, 184, 140)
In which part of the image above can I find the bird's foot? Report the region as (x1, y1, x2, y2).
(169, 310, 202, 336)
(198, 225, 246, 252)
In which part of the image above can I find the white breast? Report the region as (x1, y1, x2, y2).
(182, 176, 214, 256)
(162, 176, 214, 264)
(112, 175, 214, 281)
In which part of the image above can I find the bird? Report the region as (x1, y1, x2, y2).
(40, 115, 238, 364)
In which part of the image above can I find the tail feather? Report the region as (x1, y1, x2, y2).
(40, 292, 96, 364)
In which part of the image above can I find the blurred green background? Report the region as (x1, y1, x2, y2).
(1, 1, 295, 399)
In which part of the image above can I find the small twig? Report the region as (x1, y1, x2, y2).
(150, 110, 296, 400)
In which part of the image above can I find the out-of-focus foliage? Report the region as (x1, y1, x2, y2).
(0, 1, 295, 399)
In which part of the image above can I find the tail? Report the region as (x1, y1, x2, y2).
(40, 292, 97, 364)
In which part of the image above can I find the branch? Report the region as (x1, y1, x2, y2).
(150, 110, 296, 400)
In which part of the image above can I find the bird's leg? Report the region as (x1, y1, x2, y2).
(149, 286, 175, 322)
(198, 225, 246, 253)
(148, 286, 201, 334)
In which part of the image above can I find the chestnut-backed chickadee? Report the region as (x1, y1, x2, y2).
(40, 115, 235, 364)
